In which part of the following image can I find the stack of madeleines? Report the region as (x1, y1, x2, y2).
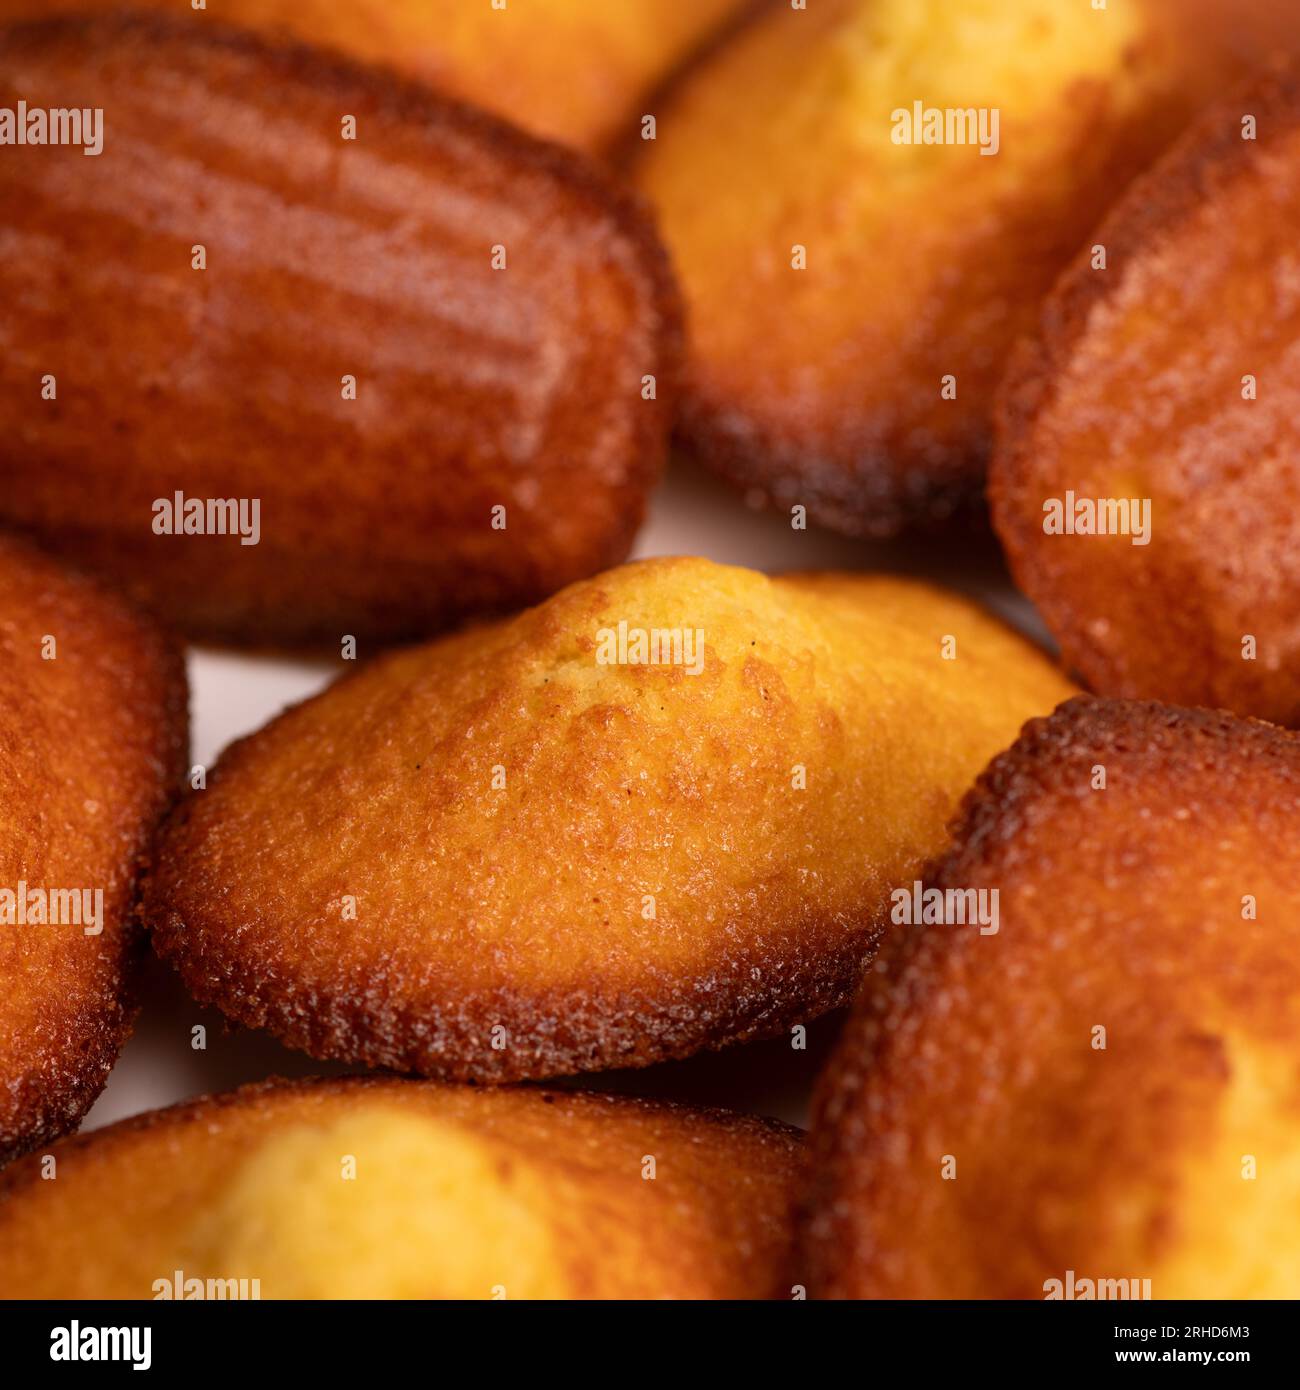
(1, 0, 1298, 1300)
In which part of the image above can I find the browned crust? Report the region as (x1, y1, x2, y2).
(0, 534, 189, 1165)
(991, 60, 1300, 691)
(802, 694, 1300, 1298)
(0, 12, 683, 647)
(678, 401, 990, 541)
(148, 918, 877, 1086)
(937, 696, 1300, 875)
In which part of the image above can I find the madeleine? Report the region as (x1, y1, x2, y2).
(806, 697, 1300, 1299)
(994, 65, 1300, 724)
(145, 556, 1072, 1082)
(0, 15, 679, 646)
(636, 0, 1300, 537)
(0, 536, 186, 1164)
(0, 1077, 800, 1299)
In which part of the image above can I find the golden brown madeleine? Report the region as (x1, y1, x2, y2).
(0, 1076, 801, 1299)
(805, 696, 1300, 1299)
(145, 556, 1073, 1082)
(0, 15, 679, 647)
(994, 66, 1300, 725)
(0, 0, 751, 155)
(635, 0, 1300, 538)
(0, 536, 187, 1165)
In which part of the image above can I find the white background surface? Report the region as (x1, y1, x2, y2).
(83, 460, 1045, 1132)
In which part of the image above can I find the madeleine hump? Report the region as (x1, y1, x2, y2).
(144, 557, 1073, 1083)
